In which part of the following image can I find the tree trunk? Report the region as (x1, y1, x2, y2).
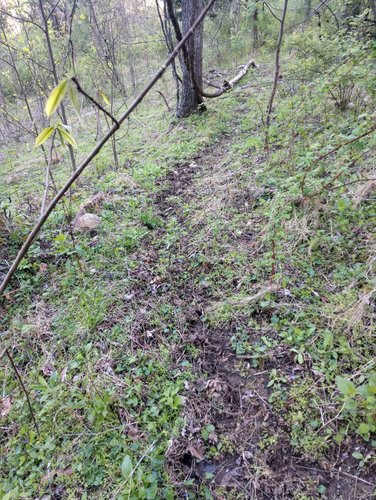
(177, 0, 205, 117)
(252, 2, 260, 51)
(369, 0, 376, 21)
(304, 0, 312, 18)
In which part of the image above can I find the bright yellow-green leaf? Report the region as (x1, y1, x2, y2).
(57, 129, 65, 148)
(45, 79, 68, 117)
(98, 89, 111, 106)
(67, 80, 81, 115)
(57, 126, 77, 148)
(35, 126, 55, 147)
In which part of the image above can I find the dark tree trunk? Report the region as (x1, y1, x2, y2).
(304, 0, 312, 17)
(177, 0, 205, 117)
(370, 0, 376, 21)
(252, 2, 260, 51)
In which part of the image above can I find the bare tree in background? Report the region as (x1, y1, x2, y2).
(265, 0, 288, 149)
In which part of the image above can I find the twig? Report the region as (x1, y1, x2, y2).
(157, 90, 171, 112)
(263, 2, 281, 22)
(295, 464, 375, 487)
(209, 284, 279, 309)
(348, 357, 376, 380)
(41, 132, 56, 216)
(284, 0, 332, 33)
(111, 441, 156, 499)
(315, 403, 345, 434)
(71, 77, 119, 126)
(4, 348, 39, 434)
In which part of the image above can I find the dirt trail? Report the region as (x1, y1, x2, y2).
(126, 99, 374, 498)
(154, 136, 297, 498)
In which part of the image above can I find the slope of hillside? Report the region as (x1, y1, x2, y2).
(1, 56, 375, 498)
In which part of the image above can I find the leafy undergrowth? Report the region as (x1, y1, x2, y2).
(1, 34, 376, 498)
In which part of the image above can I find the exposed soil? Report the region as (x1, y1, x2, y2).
(122, 111, 375, 498)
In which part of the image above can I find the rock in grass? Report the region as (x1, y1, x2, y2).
(74, 213, 101, 230)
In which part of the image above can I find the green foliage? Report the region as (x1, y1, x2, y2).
(98, 89, 111, 106)
(1, 2, 376, 497)
(45, 79, 69, 117)
(35, 126, 55, 147)
(336, 375, 376, 441)
(56, 124, 78, 149)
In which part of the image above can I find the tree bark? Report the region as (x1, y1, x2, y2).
(304, 0, 312, 18)
(369, 0, 376, 21)
(177, 0, 205, 117)
(265, 0, 288, 150)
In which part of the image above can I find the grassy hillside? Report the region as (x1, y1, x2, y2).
(1, 39, 375, 498)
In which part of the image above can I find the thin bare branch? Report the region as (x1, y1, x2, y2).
(5, 349, 39, 434)
(72, 77, 119, 126)
(263, 2, 281, 22)
(265, 0, 289, 149)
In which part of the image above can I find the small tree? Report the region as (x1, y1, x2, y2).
(164, 0, 206, 117)
(177, 0, 205, 117)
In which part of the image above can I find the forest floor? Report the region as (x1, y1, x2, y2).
(1, 62, 375, 498)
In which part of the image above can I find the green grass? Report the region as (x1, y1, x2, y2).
(1, 33, 376, 497)
(0, 87, 239, 497)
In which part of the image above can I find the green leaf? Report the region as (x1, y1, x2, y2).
(318, 484, 326, 495)
(2, 488, 19, 500)
(67, 80, 81, 115)
(45, 79, 68, 117)
(352, 451, 364, 460)
(35, 126, 55, 147)
(358, 422, 370, 437)
(121, 455, 133, 478)
(344, 398, 357, 411)
(323, 330, 333, 350)
(337, 198, 349, 212)
(57, 129, 65, 148)
(98, 89, 111, 106)
(201, 424, 215, 441)
(57, 126, 77, 148)
(37, 376, 49, 387)
(336, 376, 356, 396)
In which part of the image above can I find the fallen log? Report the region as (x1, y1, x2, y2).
(199, 59, 257, 98)
(164, 0, 256, 100)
